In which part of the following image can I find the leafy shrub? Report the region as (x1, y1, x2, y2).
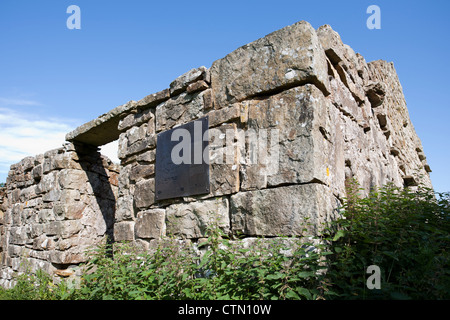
(323, 181, 450, 299)
(0, 266, 71, 300)
(72, 225, 328, 300)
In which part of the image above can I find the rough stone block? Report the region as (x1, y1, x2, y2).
(115, 195, 135, 222)
(46, 220, 82, 239)
(186, 80, 209, 94)
(240, 84, 336, 190)
(135, 209, 165, 239)
(58, 169, 88, 190)
(135, 88, 170, 108)
(118, 108, 155, 132)
(155, 91, 205, 132)
(208, 103, 241, 127)
(130, 164, 155, 182)
(134, 178, 155, 209)
(166, 197, 229, 239)
(114, 221, 135, 241)
(49, 250, 85, 265)
(230, 184, 338, 237)
(210, 21, 330, 109)
(66, 100, 137, 146)
(121, 134, 156, 159)
(170, 66, 208, 96)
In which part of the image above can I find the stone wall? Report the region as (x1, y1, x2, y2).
(0, 20, 432, 287)
(0, 143, 118, 288)
(0, 186, 7, 276)
(112, 21, 432, 249)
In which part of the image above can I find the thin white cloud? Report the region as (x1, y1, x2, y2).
(0, 97, 42, 107)
(0, 107, 119, 182)
(0, 107, 74, 181)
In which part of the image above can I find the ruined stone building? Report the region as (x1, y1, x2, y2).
(0, 21, 432, 288)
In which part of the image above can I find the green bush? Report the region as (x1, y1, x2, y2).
(323, 181, 450, 299)
(0, 267, 71, 300)
(71, 225, 328, 300)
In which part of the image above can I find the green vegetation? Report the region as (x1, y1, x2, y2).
(324, 181, 449, 299)
(1, 182, 449, 300)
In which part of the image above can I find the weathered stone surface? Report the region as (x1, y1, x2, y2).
(49, 249, 85, 265)
(170, 67, 208, 96)
(367, 59, 432, 189)
(53, 201, 85, 220)
(155, 91, 205, 132)
(58, 169, 88, 190)
(364, 81, 386, 108)
(130, 164, 155, 182)
(208, 104, 241, 127)
(230, 184, 338, 236)
(134, 178, 155, 209)
(118, 107, 155, 132)
(135, 209, 165, 239)
(135, 88, 170, 108)
(66, 100, 137, 146)
(202, 89, 214, 110)
(115, 194, 134, 222)
(240, 84, 339, 193)
(114, 221, 135, 241)
(119, 134, 156, 160)
(166, 197, 229, 239)
(317, 24, 366, 103)
(210, 20, 330, 109)
(136, 150, 156, 163)
(186, 80, 209, 94)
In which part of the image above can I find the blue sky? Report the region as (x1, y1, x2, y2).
(0, 0, 449, 192)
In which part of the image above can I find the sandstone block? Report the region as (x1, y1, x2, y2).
(45, 220, 82, 239)
(208, 103, 241, 127)
(170, 66, 208, 96)
(66, 100, 137, 146)
(240, 84, 337, 190)
(120, 134, 156, 159)
(186, 80, 209, 94)
(317, 24, 365, 103)
(135, 88, 170, 108)
(166, 197, 229, 239)
(134, 178, 155, 209)
(114, 221, 135, 241)
(155, 91, 205, 132)
(118, 107, 155, 132)
(136, 150, 156, 163)
(230, 184, 337, 237)
(129, 164, 155, 182)
(53, 201, 86, 220)
(210, 21, 330, 109)
(135, 209, 165, 239)
(49, 250, 85, 265)
(58, 169, 88, 190)
(115, 195, 135, 222)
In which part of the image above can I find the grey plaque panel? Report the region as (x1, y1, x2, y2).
(155, 116, 209, 201)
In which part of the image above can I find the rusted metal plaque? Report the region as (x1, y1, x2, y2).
(155, 116, 209, 201)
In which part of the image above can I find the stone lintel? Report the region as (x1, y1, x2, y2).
(65, 100, 137, 146)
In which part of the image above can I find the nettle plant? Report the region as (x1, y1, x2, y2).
(323, 180, 450, 299)
(74, 222, 330, 300)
